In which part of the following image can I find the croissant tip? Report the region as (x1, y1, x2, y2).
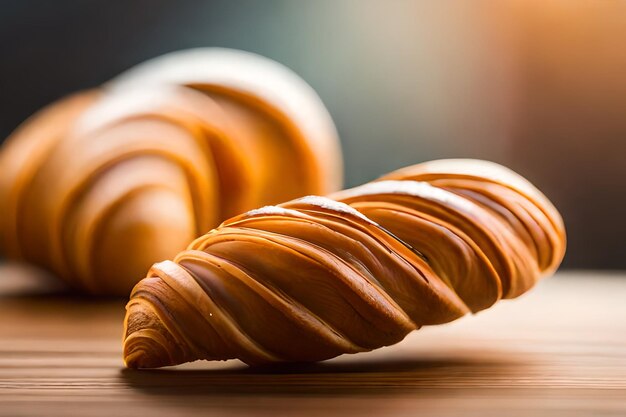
(122, 299, 183, 369)
(123, 348, 146, 369)
(122, 347, 162, 369)
(123, 346, 165, 369)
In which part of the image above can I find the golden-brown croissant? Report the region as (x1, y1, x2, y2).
(123, 159, 566, 368)
(0, 48, 341, 295)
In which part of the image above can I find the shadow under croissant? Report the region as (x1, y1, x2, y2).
(0, 262, 71, 298)
(118, 353, 529, 396)
(0, 262, 127, 304)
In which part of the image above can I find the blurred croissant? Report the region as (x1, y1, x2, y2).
(123, 159, 566, 368)
(0, 48, 341, 295)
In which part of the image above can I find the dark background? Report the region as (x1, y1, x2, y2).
(1, 0, 625, 269)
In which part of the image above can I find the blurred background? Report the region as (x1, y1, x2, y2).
(1, 0, 624, 270)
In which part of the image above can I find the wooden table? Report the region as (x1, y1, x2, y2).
(1, 264, 625, 416)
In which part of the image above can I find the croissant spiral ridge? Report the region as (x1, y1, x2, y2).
(123, 159, 566, 368)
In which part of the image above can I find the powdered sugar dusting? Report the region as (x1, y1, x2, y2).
(341, 180, 477, 214)
(293, 196, 375, 224)
(245, 205, 300, 217)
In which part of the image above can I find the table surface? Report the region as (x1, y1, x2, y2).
(1, 264, 625, 417)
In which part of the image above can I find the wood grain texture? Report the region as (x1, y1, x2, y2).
(0, 263, 625, 416)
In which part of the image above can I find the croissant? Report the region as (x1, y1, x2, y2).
(123, 159, 566, 368)
(0, 48, 341, 295)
